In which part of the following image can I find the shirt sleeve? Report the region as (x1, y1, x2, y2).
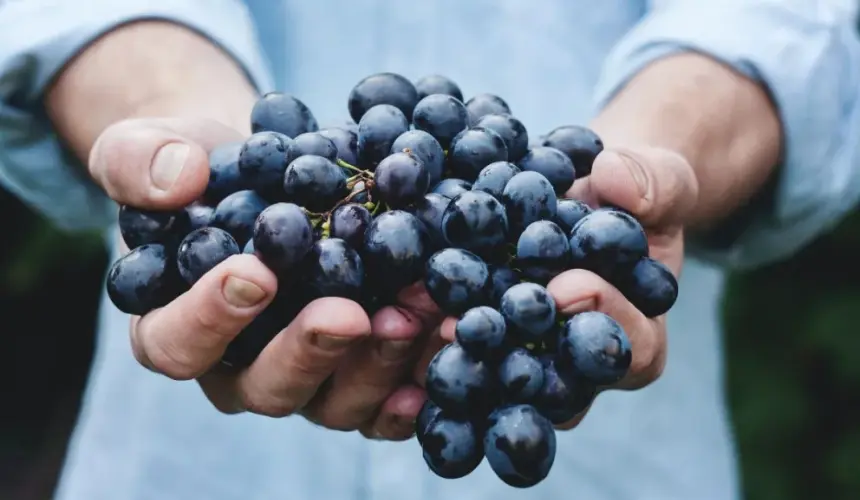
(0, 0, 275, 232)
(591, 0, 860, 270)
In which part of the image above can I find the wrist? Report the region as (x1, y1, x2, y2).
(588, 52, 781, 228)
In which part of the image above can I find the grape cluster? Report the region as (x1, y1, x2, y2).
(104, 72, 680, 487)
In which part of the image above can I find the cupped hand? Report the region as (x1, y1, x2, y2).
(90, 117, 443, 439)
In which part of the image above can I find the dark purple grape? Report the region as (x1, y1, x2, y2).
(357, 104, 410, 168)
(501, 171, 558, 240)
(185, 204, 214, 231)
(176, 227, 241, 285)
(416, 399, 443, 445)
(252, 202, 314, 273)
(431, 178, 472, 199)
(412, 94, 469, 149)
(617, 257, 678, 318)
(489, 265, 520, 308)
(471, 161, 520, 200)
(391, 130, 444, 187)
(205, 141, 245, 204)
(425, 343, 495, 417)
(484, 404, 556, 488)
(441, 190, 509, 259)
(542, 125, 603, 178)
(250, 92, 318, 137)
(283, 155, 348, 212)
(285, 132, 338, 164)
(414, 74, 463, 102)
(498, 348, 545, 404)
(329, 203, 372, 249)
(371, 151, 429, 208)
(500, 282, 556, 343)
(118, 205, 190, 250)
(535, 355, 596, 424)
(407, 193, 450, 250)
(362, 210, 429, 295)
(212, 190, 268, 247)
(424, 248, 490, 315)
(446, 127, 508, 181)
(555, 198, 592, 234)
(568, 209, 648, 280)
(318, 127, 359, 166)
(421, 416, 483, 479)
(106, 244, 184, 315)
(465, 93, 511, 125)
(558, 311, 632, 385)
(515, 220, 571, 284)
(475, 114, 529, 162)
(348, 72, 419, 122)
(455, 306, 507, 359)
(238, 131, 292, 198)
(517, 146, 576, 195)
(304, 238, 363, 301)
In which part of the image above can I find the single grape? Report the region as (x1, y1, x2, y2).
(416, 399, 443, 445)
(568, 208, 648, 280)
(446, 127, 508, 181)
(318, 127, 359, 167)
(414, 74, 464, 102)
(465, 93, 511, 125)
(285, 132, 338, 164)
(424, 248, 490, 315)
(283, 155, 348, 212)
(498, 348, 545, 404)
(455, 306, 507, 359)
(211, 190, 268, 247)
(357, 104, 410, 167)
(391, 130, 445, 187)
(118, 205, 190, 250)
(471, 161, 520, 201)
(185, 204, 214, 231)
(515, 220, 571, 284)
(542, 125, 603, 178)
(406, 192, 450, 250)
(106, 244, 184, 316)
(330, 119, 359, 136)
(176, 227, 241, 285)
(421, 416, 483, 479)
(475, 114, 529, 162)
(425, 342, 495, 417)
(371, 151, 429, 208)
(362, 210, 430, 295)
(500, 282, 556, 343)
(252, 202, 314, 273)
(489, 265, 520, 308)
(205, 141, 245, 204)
(535, 355, 596, 424)
(304, 238, 364, 301)
(329, 203, 372, 249)
(558, 311, 632, 385)
(348, 72, 419, 122)
(238, 131, 292, 198)
(412, 94, 469, 149)
(250, 92, 319, 137)
(501, 171, 558, 239)
(517, 146, 576, 195)
(431, 178, 472, 199)
(484, 404, 556, 488)
(441, 190, 509, 259)
(555, 198, 592, 234)
(617, 257, 679, 318)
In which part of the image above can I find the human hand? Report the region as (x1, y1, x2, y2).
(89, 117, 444, 438)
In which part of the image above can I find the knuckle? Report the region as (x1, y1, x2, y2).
(241, 392, 298, 418)
(193, 304, 240, 341)
(146, 340, 202, 381)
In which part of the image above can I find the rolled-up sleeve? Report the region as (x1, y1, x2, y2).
(0, 0, 274, 232)
(592, 0, 860, 270)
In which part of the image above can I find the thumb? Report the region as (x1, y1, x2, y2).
(569, 147, 698, 228)
(88, 117, 244, 209)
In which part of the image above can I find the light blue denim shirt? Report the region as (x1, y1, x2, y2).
(2, 1, 859, 499)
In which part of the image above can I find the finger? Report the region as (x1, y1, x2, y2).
(360, 385, 427, 441)
(301, 282, 443, 429)
(566, 147, 698, 228)
(89, 117, 243, 209)
(233, 298, 371, 418)
(547, 269, 666, 390)
(131, 254, 277, 380)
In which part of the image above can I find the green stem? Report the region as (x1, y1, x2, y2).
(337, 159, 365, 174)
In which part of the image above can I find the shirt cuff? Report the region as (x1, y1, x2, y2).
(0, 0, 275, 232)
(591, 2, 860, 269)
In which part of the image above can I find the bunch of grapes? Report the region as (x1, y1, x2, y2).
(105, 72, 679, 488)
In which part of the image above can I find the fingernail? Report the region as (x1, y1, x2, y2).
(223, 276, 267, 308)
(562, 298, 597, 315)
(377, 340, 413, 361)
(314, 334, 355, 351)
(150, 143, 190, 192)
